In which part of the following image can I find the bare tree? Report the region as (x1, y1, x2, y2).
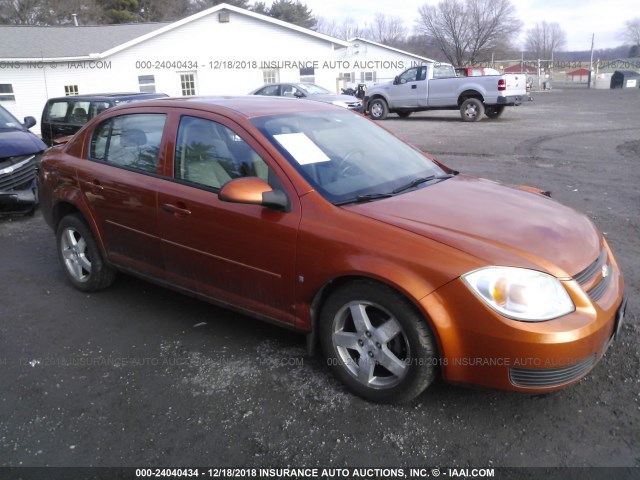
(416, 0, 521, 65)
(367, 13, 407, 45)
(0, 0, 47, 24)
(525, 21, 567, 59)
(621, 17, 640, 49)
(315, 15, 368, 40)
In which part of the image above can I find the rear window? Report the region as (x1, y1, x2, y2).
(44, 101, 70, 122)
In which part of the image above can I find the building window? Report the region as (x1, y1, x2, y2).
(360, 72, 377, 82)
(138, 75, 156, 93)
(180, 73, 197, 96)
(262, 69, 278, 84)
(341, 73, 353, 82)
(0, 84, 15, 102)
(65, 85, 79, 96)
(300, 67, 315, 83)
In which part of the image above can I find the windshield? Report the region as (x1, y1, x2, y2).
(0, 106, 23, 131)
(252, 110, 449, 204)
(297, 84, 331, 95)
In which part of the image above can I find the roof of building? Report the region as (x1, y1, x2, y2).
(347, 37, 437, 64)
(0, 23, 168, 59)
(567, 68, 591, 76)
(0, 3, 349, 61)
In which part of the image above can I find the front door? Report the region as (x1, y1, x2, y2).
(157, 112, 300, 325)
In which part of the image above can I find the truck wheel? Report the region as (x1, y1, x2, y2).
(397, 111, 412, 118)
(56, 214, 116, 292)
(320, 280, 438, 403)
(369, 98, 389, 120)
(460, 98, 484, 122)
(485, 105, 505, 119)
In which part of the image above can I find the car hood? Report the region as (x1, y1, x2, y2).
(310, 93, 361, 104)
(346, 175, 601, 278)
(0, 130, 47, 158)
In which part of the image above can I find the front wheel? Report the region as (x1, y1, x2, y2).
(319, 280, 438, 403)
(460, 98, 485, 122)
(56, 214, 116, 292)
(368, 98, 389, 120)
(485, 105, 505, 119)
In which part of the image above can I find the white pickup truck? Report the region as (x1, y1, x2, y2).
(364, 63, 526, 122)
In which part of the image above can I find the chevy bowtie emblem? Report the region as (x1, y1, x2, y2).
(602, 265, 609, 278)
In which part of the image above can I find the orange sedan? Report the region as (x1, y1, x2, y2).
(38, 97, 627, 403)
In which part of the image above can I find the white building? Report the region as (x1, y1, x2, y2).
(0, 4, 349, 134)
(0, 4, 438, 135)
(337, 37, 436, 90)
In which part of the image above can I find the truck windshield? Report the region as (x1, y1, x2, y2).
(252, 110, 450, 204)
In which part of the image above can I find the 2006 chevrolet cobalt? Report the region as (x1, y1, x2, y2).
(38, 97, 626, 403)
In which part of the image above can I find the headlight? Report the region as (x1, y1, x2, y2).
(462, 267, 574, 321)
(330, 101, 350, 109)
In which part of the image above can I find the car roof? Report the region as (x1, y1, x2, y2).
(46, 93, 168, 102)
(112, 95, 338, 118)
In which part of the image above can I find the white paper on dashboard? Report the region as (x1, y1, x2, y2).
(273, 132, 331, 165)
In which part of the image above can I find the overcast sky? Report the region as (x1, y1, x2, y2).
(305, 0, 631, 51)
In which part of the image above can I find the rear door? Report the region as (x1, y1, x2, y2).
(157, 110, 300, 325)
(77, 110, 169, 277)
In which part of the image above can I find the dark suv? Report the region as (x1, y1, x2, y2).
(41, 92, 168, 146)
(0, 105, 47, 214)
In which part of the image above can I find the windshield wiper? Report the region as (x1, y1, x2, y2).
(392, 173, 455, 194)
(334, 192, 394, 206)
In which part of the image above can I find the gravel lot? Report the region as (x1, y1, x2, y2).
(0, 87, 638, 472)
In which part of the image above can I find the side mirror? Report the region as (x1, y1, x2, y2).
(219, 177, 289, 211)
(294, 91, 305, 98)
(23, 116, 37, 129)
(393, 76, 400, 85)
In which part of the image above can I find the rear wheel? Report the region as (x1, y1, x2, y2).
(368, 98, 389, 120)
(485, 105, 506, 119)
(460, 98, 485, 122)
(56, 214, 116, 292)
(320, 280, 438, 403)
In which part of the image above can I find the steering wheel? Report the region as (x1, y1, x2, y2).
(336, 149, 364, 178)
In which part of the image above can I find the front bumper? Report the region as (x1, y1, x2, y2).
(0, 178, 38, 214)
(420, 244, 625, 392)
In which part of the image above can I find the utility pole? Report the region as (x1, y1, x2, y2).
(588, 34, 595, 88)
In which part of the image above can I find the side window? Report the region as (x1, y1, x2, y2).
(399, 68, 419, 84)
(174, 116, 271, 190)
(433, 64, 456, 79)
(68, 101, 91, 125)
(89, 113, 166, 174)
(257, 85, 280, 96)
(89, 101, 111, 120)
(44, 101, 70, 122)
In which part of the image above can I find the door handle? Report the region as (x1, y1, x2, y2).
(161, 202, 191, 218)
(83, 180, 104, 193)
(411, 85, 417, 89)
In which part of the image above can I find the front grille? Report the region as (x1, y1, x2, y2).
(572, 248, 610, 303)
(509, 355, 596, 388)
(573, 249, 606, 284)
(0, 155, 37, 191)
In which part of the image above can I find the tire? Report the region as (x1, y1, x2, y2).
(460, 98, 485, 122)
(56, 214, 116, 292)
(485, 105, 506, 119)
(368, 98, 389, 120)
(319, 280, 438, 403)
(397, 111, 412, 118)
